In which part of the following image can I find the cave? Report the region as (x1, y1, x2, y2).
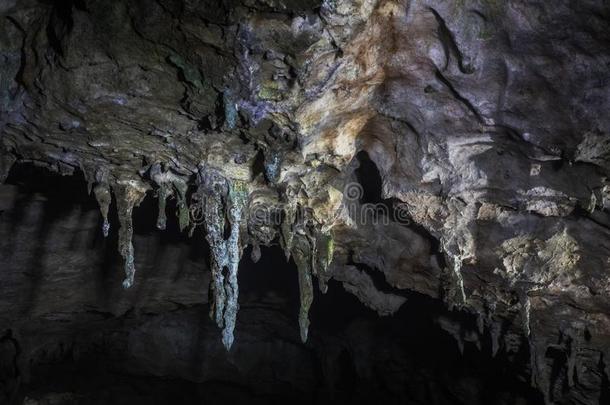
(1, 1, 610, 404)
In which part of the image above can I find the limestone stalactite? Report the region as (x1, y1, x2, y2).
(93, 183, 112, 238)
(221, 181, 248, 349)
(292, 233, 314, 343)
(199, 167, 229, 329)
(113, 180, 148, 289)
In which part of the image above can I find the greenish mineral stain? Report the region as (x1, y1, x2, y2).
(168, 54, 204, 89)
(258, 81, 283, 101)
(223, 92, 238, 130)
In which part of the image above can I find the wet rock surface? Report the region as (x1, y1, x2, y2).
(1, 0, 610, 403)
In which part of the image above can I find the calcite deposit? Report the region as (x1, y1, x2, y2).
(1, 0, 609, 403)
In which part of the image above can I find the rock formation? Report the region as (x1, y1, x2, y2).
(1, 0, 609, 403)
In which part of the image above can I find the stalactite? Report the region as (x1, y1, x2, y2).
(81, 164, 95, 196)
(440, 235, 468, 307)
(93, 183, 112, 237)
(156, 182, 170, 230)
(281, 205, 296, 260)
(92, 169, 112, 238)
(199, 167, 229, 328)
(150, 163, 170, 230)
(438, 229, 470, 308)
(452, 255, 467, 304)
(251, 243, 261, 263)
(292, 232, 314, 343)
(441, 200, 475, 307)
(523, 294, 545, 400)
(150, 163, 168, 230)
(113, 180, 148, 289)
(280, 188, 297, 260)
(315, 231, 334, 294)
(197, 166, 250, 350)
(221, 180, 248, 350)
(150, 163, 190, 232)
(307, 232, 318, 277)
(174, 179, 190, 232)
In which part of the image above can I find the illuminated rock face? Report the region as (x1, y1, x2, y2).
(1, 0, 610, 403)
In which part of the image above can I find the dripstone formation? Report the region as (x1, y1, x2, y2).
(1, 1, 609, 404)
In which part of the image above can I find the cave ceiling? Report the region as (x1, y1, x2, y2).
(1, 0, 610, 402)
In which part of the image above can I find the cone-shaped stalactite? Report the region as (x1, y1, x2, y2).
(199, 168, 228, 328)
(315, 231, 334, 294)
(174, 180, 190, 232)
(93, 183, 112, 237)
(279, 188, 297, 260)
(113, 180, 147, 289)
(197, 166, 249, 350)
(91, 169, 112, 237)
(222, 180, 248, 349)
(150, 163, 170, 230)
(280, 207, 296, 260)
(156, 182, 170, 230)
(250, 243, 262, 263)
(291, 232, 314, 343)
(281, 200, 336, 343)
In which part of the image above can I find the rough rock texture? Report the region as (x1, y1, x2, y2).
(1, 0, 610, 403)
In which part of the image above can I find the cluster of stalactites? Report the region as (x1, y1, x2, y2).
(87, 163, 336, 350)
(90, 165, 186, 290)
(197, 165, 248, 350)
(280, 198, 335, 343)
(87, 163, 251, 350)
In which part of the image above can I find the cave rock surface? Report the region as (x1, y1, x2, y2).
(1, 0, 610, 404)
